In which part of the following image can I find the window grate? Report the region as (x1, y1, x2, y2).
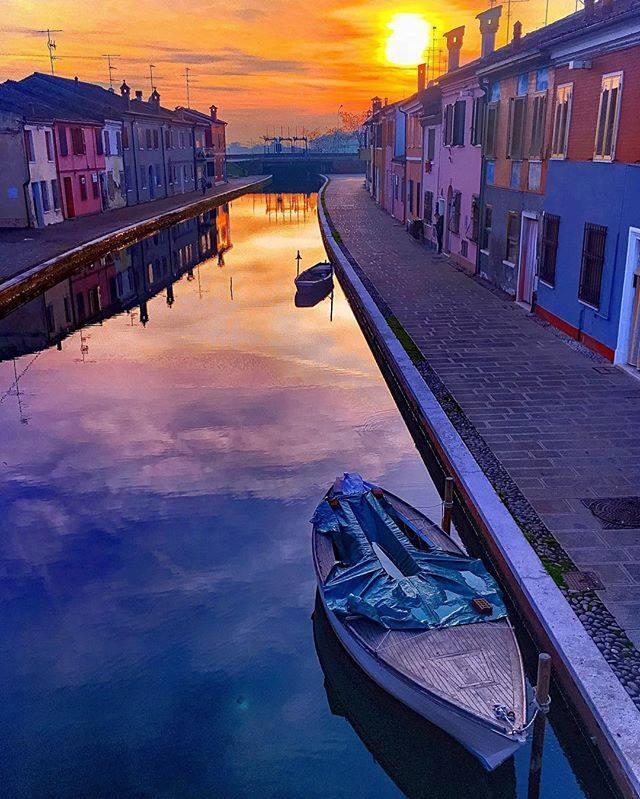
(539, 214, 560, 286)
(578, 222, 607, 307)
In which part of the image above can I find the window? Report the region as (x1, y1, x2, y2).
(103, 130, 111, 156)
(551, 84, 573, 159)
(40, 181, 50, 211)
(116, 131, 122, 154)
(424, 190, 433, 223)
(579, 223, 607, 307)
(51, 178, 61, 209)
(539, 213, 560, 286)
(71, 127, 85, 155)
(517, 73, 529, 96)
(471, 96, 484, 146)
(91, 172, 99, 199)
(95, 129, 104, 156)
(153, 129, 159, 149)
(45, 130, 54, 161)
(452, 100, 466, 146)
(122, 127, 129, 150)
(58, 126, 68, 157)
(486, 160, 495, 185)
(470, 195, 480, 242)
(505, 212, 521, 263)
(485, 103, 499, 158)
(510, 161, 521, 189)
(528, 161, 542, 191)
(165, 129, 171, 149)
(426, 128, 436, 161)
(449, 190, 461, 233)
(507, 96, 526, 159)
(24, 129, 35, 162)
(443, 104, 454, 145)
(481, 205, 492, 251)
(594, 72, 623, 161)
(529, 93, 547, 159)
(416, 181, 421, 217)
(489, 82, 501, 103)
(155, 164, 162, 186)
(145, 129, 152, 149)
(536, 68, 549, 92)
(140, 166, 147, 189)
(79, 174, 87, 200)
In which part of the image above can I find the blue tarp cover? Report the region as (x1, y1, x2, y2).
(312, 474, 507, 630)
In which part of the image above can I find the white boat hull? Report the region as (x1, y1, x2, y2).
(318, 590, 526, 770)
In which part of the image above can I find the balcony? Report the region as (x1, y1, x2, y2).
(196, 147, 217, 160)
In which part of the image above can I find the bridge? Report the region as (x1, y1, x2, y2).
(226, 151, 365, 183)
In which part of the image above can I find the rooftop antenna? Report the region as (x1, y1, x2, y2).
(185, 66, 193, 108)
(37, 29, 63, 75)
(489, 0, 529, 43)
(149, 63, 156, 92)
(102, 54, 120, 89)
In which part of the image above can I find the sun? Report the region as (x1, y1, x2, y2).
(385, 13, 429, 67)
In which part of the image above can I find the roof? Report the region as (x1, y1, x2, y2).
(0, 80, 99, 124)
(174, 106, 228, 126)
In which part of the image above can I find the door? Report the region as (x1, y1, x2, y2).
(31, 183, 44, 227)
(148, 166, 155, 199)
(627, 237, 640, 368)
(444, 186, 453, 254)
(518, 216, 538, 306)
(63, 177, 75, 219)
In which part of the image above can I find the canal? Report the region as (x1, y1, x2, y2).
(0, 190, 617, 799)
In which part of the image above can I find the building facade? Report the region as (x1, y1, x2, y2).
(101, 119, 126, 210)
(0, 110, 31, 228)
(55, 119, 106, 219)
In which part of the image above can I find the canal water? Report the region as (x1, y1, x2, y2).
(0, 191, 616, 799)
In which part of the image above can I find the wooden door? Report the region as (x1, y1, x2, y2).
(518, 217, 538, 305)
(628, 239, 640, 368)
(63, 177, 75, 218)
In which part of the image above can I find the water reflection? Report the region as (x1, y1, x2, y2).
(0, 193, 617, 799)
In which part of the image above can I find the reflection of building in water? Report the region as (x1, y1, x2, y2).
(263, 192, 316, 223)
(0, 201, 235, 360)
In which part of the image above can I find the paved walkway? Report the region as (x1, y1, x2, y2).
(0, 177, 265, 286)
(326, 175, 640, 655)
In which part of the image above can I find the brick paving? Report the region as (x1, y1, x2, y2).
(0, 177, 265, 286)
(325, 175, 640, 664)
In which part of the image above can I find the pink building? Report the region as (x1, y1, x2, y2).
(55, 120, 106, 219)
(437, 8, 502, 271)
(421, 94, 442, 249)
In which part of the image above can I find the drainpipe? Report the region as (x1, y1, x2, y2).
(475, 79, 491, 277)
(130, 117, 140, 205)
(20, 118, 34, 228)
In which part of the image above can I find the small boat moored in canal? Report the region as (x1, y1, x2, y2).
(311, 473, 529, 771)
(294, 261, 333, 291)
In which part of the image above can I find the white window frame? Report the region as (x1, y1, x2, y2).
(550, 83, 573, 160)
(593, 71, 623, 162)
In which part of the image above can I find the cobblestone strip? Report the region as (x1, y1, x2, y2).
(320, 178, 640, 709)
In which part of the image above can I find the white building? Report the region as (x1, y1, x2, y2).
(101, 119, 127, 209)
(24, 123, 64, 227)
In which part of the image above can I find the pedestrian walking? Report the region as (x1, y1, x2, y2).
(434, 208, 444, 254)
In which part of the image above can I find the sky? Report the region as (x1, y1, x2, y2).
(2, 0, 579, 143)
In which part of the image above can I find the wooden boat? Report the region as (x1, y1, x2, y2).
(294, 261, 333, 290)
(311, 474, 528, 771)
(312, 594, 517, 799)
(294, 282, 333, 308)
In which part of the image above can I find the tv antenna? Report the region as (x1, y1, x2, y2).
(149, 63, 156, 92)
(102, 54, 120, 89)
(37, 29, 63, 75)
(185, 66, 195, 108)
(488, 0, 529, 44)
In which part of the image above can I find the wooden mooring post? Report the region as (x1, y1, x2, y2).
(296, 250, 302, 277)
(441, 477, 454, 534)
(527, 652, 552, 799)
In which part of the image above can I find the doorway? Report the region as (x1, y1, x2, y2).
(444, 185, 453, 254)
(149, 166, 155, 199)
(31, 183, 44, 227)
(518, 213, 538, 306)
(63, 177, 75, 218)
(616, 227, 640, 368)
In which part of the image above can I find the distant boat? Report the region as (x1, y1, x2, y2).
(311, 473, 528, 771)
(294, 261, 333, 291)
(312, 594, 517, 799)
(294, 282, 333, 308)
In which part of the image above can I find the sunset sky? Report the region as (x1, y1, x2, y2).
(2, 0, 578, 143)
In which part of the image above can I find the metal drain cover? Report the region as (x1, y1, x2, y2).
(583, 497, 640, 529)
(564, 570, 604, 592)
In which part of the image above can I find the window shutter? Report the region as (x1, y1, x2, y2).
(529, 94, 547, 158)
(508, 97, 526, 159)
(539, 213, 560, 285)
(485, 104, 498, 158)
(579, 223, 607, 307)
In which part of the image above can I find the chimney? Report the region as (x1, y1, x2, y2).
(417, 62, 426, 92)
(149, 88, 160, 107)
(476, 6, 502, 58)
(210, 104, 218, 121)
(74, 76, 79, 87)
(371, 96, 382, 114)
(512, 20, 522, 46)
(584, 0, 595, 16)
(135, 90, 143, 101)
(120, 81, 131, 99)
(443, 26, 465, 72)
